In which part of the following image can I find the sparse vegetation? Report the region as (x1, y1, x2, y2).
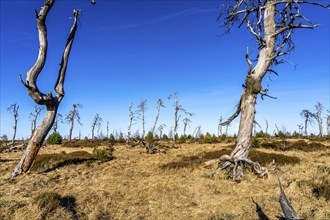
(92, 145, 114, 162)
(46, 132, 63, 145)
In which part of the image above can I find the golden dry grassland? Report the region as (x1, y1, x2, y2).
(0, 138, 329, 220)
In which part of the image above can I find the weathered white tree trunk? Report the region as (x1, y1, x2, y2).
(151, 99, 164, 135)
(10, 0, 79, 179)
(8, 104, 19, 145)
(219, 0, 276, 180)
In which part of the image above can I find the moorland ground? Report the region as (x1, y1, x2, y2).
(0, 137, 329, 220)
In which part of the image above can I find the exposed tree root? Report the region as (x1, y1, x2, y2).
(203, 154, 268, 181)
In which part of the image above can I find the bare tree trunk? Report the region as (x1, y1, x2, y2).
(106, 121, 109, 138)
(30, 106, 43, 133)
(304, 119, 308, 136)
(151, 99, 164, 135)
(91, 114, 102, 140)
(214, 0, 276, 180)
(8, 104, 19, 145)
(218, 116, 223, 137)
(315, 102, 323, 137)
(138, 100, 147, 140)
(10, 0, 80, 179)
(265, 119, 269, 135)
(126, 104, 135, 146)
(53, 113, 62, 133)
(183, 118, 191, 136)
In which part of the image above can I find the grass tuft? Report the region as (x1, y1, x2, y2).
(31, 151, 94, 172)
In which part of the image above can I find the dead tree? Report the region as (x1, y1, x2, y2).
(158, 124, 166, 138)
(278, 176, 301, 219)
(7, 104, 19, 145)
(127, 103, 136, 145)
(151, 98, 165, 135)
(91, 114, 102, 140)
(168, 92, 193, 144)
(10, 0, 92, 180)
(265, 119, 269, 136)
(297, 124, 304, 136)
(314, 102, 324, 137)
(327, 110, 330, 136)
(66, 104, 82, 142)
(253, 120, 261, 136)
(193, 126, 202, 138)
(300, 109, 315, 136)
(106, 121, 109, 138)
(218, 116, 224, 136)
(29, 106, 43, 133)
(138, 100, 147, 140)
(183, 118, 191, 137)
(209, 0, 329, 181)
(53, 113, 63, 133)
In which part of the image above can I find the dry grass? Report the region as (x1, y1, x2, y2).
(0, 139, 329, 220)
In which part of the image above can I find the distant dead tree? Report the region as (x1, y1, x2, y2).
(265, 119, 269, 135)
(218, 116, 224, 136)
(253, 120, 261, 136)
(10, 0, 94, 180)
(66, 104, 82, 142)
(300, 109, 315, 136)
(207, 0, 329, 181)
(53, 113, 63, 133)
(91, 114, 102, 140)
(168, 92, 193, 143)
(327, 110, 330, 136)
(127, 103, 136, 145)
(193, 126, 202, 138)
(158, 124, 166, 138)
(314, 102, 324, 137)
(151, 98, 165, 135)
(297, 124, 304, 136)
(183, 118, 191, 136)
(7, 103, 19, 145)
(106, 121, 109, 138)
(137, 100, 147, 140)
(29, 106, 43, 133)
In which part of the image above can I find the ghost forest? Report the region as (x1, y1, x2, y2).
(0, 0, 329, 219)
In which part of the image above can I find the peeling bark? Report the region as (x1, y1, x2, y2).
(10, 0, 80, 180)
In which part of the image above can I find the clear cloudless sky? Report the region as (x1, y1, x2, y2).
(0, 0, 329, 140)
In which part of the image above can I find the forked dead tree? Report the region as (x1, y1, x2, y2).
(168, 92, 193, 143)
(300, 109, 315, 136)
(183, 118, 191, 136)
(91, 114, 102, 140)
(10, 0, 94, 180)
(158, 124, 166, 138)
(29, 106, 43, 133)
(151, 99, 165, 135)
(53, 113, 63, 133)
(7, 104, 19, 145)
(66, 104, 82, 141)
(208, 0, 329, 181)
(138, 100, 147, 140)
(314, 102, 324, 137)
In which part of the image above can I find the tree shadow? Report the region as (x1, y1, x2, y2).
(43, 158, 95, 173)
(60, 196, 78, 220)
(253, 201, 270, 220)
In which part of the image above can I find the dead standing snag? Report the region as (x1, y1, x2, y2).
(10, 0, 83, 180)
(207, 0, 329, 181)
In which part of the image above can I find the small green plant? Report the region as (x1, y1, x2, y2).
(46, 132, 63, 145)
(145, 131, 154, 143)
(92, 145, 114, 162)
(251, 138, 261, 148)
(162, 134, 168, 140)
(204, 132, 217, 144)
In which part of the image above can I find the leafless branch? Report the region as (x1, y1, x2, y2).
(221, 98, 242, 126)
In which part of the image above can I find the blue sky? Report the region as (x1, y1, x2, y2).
(1, 0, 329, 139)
